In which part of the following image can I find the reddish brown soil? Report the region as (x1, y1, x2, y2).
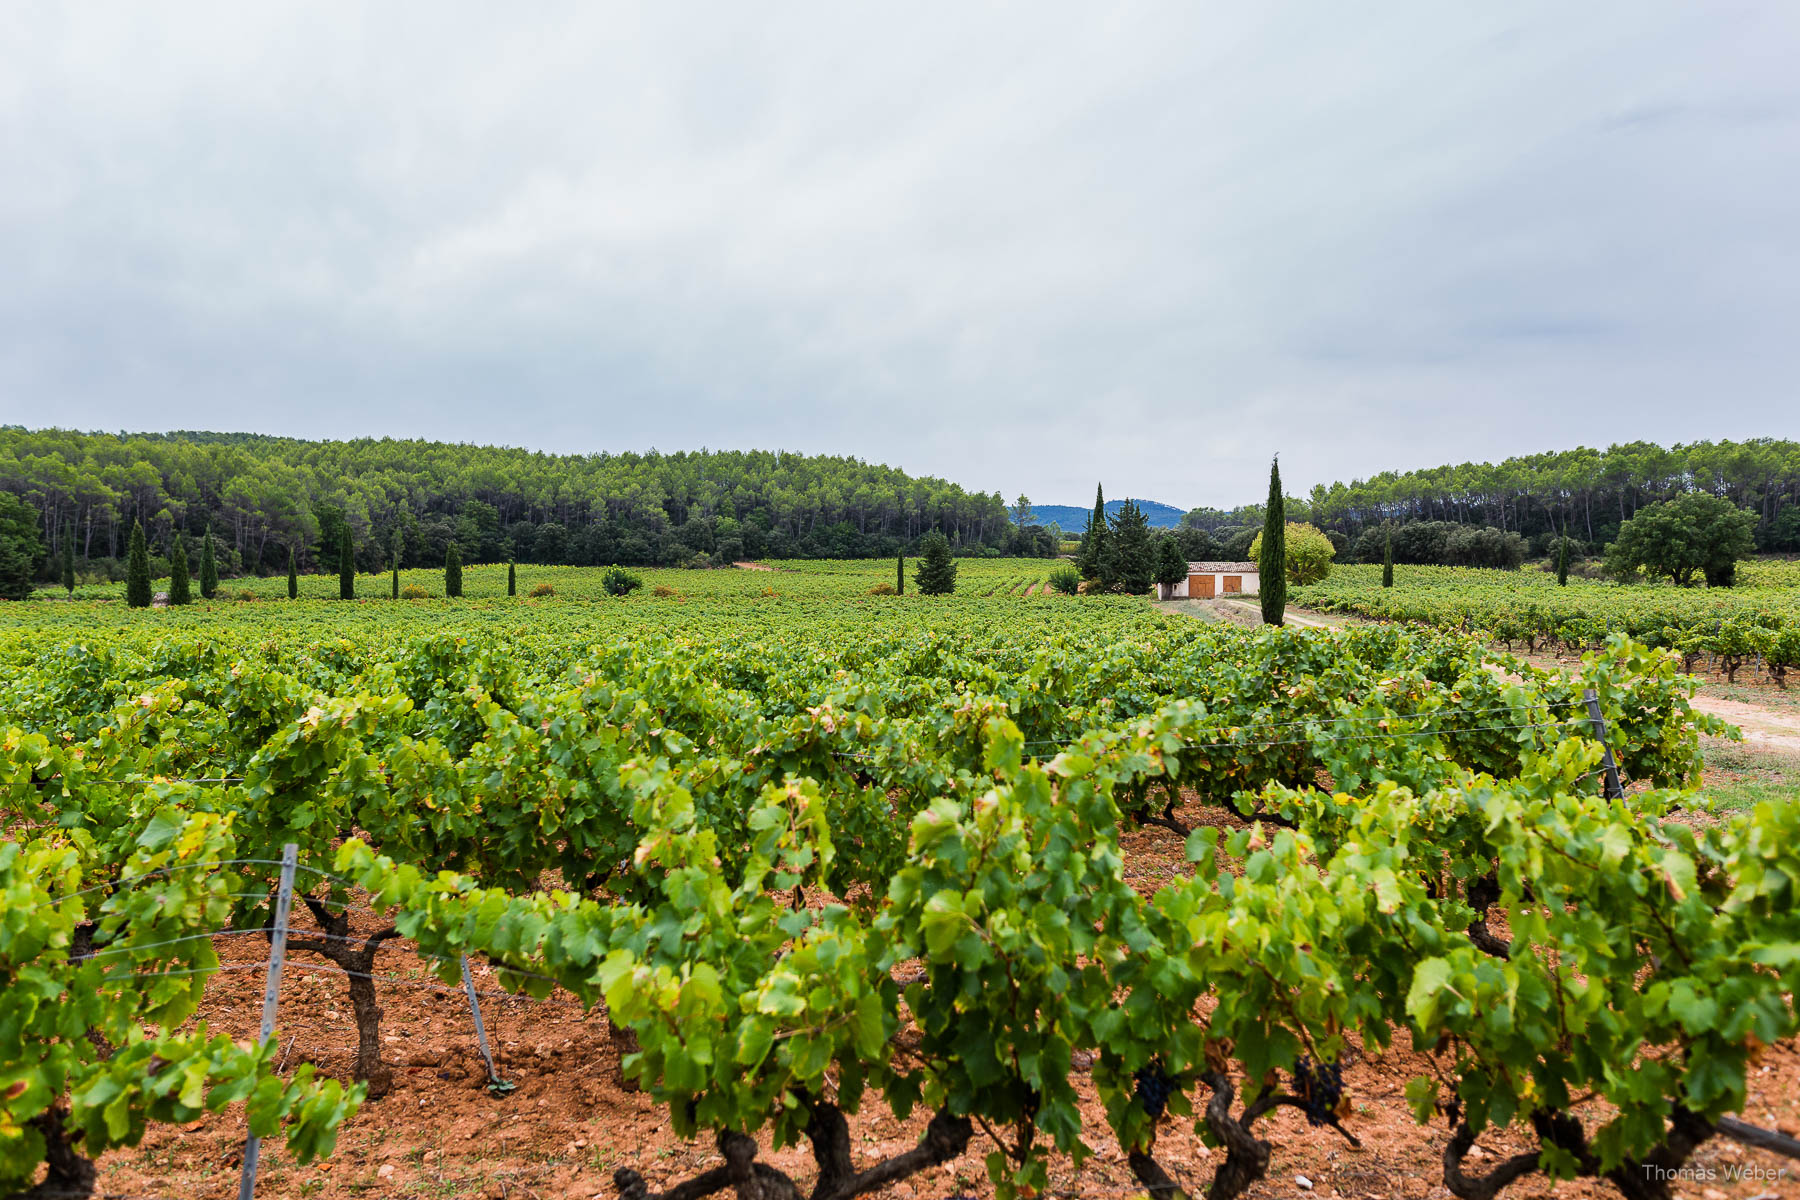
(68, 794, 1798, 1200)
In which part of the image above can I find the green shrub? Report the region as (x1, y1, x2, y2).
(399, 584, 431, 600)
(1048, 565, 1080, 595)
(602, 568, 643, 597)
(1249, 521, 1336, 586)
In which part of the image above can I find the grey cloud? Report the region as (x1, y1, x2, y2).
(1, 1, 1796, 508)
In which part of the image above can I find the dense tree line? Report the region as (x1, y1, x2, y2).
(1177, 439, 1800, 568)
(0, 493, 42, 601)
(1301, 438, 1800, 554)
(1347, 522, 1527, 570)
(0, 427, 1027, 583)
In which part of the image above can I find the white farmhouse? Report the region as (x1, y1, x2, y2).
(1159, 561, 1260, 601)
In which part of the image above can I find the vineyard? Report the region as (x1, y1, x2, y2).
(1291, 564, 1800, 690)
(4, 561, 1798, 1199)
(31, 558, 1055, 606)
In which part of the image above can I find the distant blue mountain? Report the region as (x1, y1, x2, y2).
(1027, 499, 1185, 531)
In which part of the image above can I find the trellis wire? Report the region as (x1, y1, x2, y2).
(16, 697, 1641, 791)
(21, 857, 365, 907)
(41, 878, 583, 1000)
(102, 958, 588, 1006)
(34, 775, 248, 786)
(830, 717, 1596, 763)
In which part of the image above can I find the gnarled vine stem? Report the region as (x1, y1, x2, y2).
(613, 1102, 972, 1200)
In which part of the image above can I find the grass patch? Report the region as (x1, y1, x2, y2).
(1698, 736, 1800, 810)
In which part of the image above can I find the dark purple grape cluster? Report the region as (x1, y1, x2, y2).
(1291, 1055, 1345, 1126)
(1133, 1060, 1175, 1118)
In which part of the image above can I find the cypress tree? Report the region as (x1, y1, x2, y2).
(338, 530, 355, 600)
(1155, 536, 1188, 598)
(1107, 499, 1155, 595)
(168, 536, 191, 605)
(915, 532, 956, 595)
(126, 522, 152, 609)
(1258, 457, 1286, 626)
(393, 550, 401, 599)
(445, 544, 463, 598)
(1382, 526, 1394, 589)
(896, 553, 904, 595)
(1076, 484, 1107, 582)
(1556, 523, 1570, 587)
(508, 560, 516, 596)
(198, 527, 218, 599)
(287, 547, 298, 599)
(61, 524, 75, 593)
(391, 531, 403, 599)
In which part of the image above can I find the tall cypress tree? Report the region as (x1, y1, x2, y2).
(338, 530, 355, 600)
(391, 531, 403, 599)
(287, 547, 298, 599)
(126, 522, 152, 609)
(393, 549, 401, 598)
(1107, 499, 1155, 595)
(508, 560, 516, 596)
(445, 544, 463, 598)
(168, 536, 192, 606)
(1259, 458, 1286, 626)
(1076, 484, 1107, 582)
(198, 526, 218, 600)
(896, 553, 905, 594)
(61, 524, 75, 593)
(1556, 522, 1570, 587)
(1381, 525, 1394, 588)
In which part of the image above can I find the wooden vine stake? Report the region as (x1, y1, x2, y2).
(461, 955, 515, 1095)
(238, 843, 297, 1200)
(1582, 687, 1624, 799)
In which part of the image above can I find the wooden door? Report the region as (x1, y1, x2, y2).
(1222, 575, 1242, 594)
(1190, 573, 1214, 598)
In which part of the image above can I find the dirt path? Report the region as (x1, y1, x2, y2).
(1158, 597, 1344, 630)
(1688, 694, 1800, 751)
(1213, 597, 1340, 629)
(732, 561, 775, 571)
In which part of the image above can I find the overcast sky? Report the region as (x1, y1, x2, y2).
(2, 3, 1796, 509)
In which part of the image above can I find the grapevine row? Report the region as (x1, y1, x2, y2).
(0, 602, 1751, 1196)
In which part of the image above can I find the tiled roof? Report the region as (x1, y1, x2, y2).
(1186, 562, 1259, 573)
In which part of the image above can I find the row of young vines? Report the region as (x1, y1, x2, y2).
(1291, 564, 1800, 687)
